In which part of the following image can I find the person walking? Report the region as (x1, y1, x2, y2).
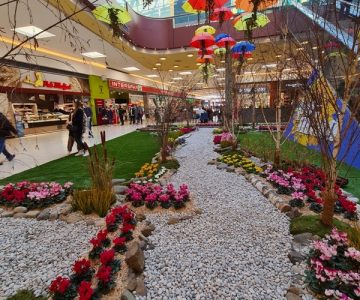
(118, 105, 126, 125)
(129, 105, 136, 125)
(137, 105, 144, 124)
(83, 102, 93, 138)
(0, 112, 17, 164)
(107, 107, 113, 125)
(69, 100, 88, 157)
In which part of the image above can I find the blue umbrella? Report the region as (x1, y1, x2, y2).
(215, 33, 229, 43)
(231, 41, 256, 53)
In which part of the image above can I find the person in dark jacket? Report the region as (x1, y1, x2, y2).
(118, 106, 126, 125)
(0, 112, 17, 164)
(70, 100, 88, 157)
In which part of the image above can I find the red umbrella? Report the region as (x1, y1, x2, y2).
(210, 7, 233, 22)
(188, 0, 229, 11)
(216, 36, 236, 48)
(190, 33, 215, 49)
(232, 51, 252, 59)
(198, 47, 214, 56)
(196, 55, 214, 63)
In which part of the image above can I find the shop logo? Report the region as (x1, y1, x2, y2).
(23, 71, 72, 91)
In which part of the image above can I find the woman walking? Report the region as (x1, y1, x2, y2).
(69, 100, 88, 157)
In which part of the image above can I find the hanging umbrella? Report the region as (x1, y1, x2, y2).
(92, 4, 132, 25)
(182, 1, 200, 13)
(214, 47, 227, 56)
(231, 7, 245, 15)
(232, 51, 252, 59)
(188, 0, 229, 11)
(210, 7, 233, 24)
(190, 32, 215, 49)
(196, 55, 214, 63)
(233, 13, 270, 31)
(235, 0, 277, 12)
(215, 33, 229, 43)
(198, 47, 214, 56)
(324, 41, 341, 49)
(216, 36, 236, 48)
(195, 25, 216, 35)
(232, 41, 256, 53)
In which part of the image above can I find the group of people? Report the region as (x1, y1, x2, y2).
(100, 104, 144, 126)
(197, 107, 221, 123)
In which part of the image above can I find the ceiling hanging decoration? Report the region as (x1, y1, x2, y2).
(216, 35, 236, 48)
(232, 12, 270, 31)
(210, 7, 233, 27)
(235, 0, 277, 12)
(198, 61, 215, 84)
(186, 0, 229, 23)
(198, 47, 214, 57)
(231, 41, 256, 73)
(195, 25, 217, 35)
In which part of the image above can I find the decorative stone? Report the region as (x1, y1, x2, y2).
(279, 204, 291, 213)
(286, 292, 302, 300)
(115, 194, 127, 203)
(138, 233, 149, 243)
(139, 240, 147, 251)
(136, 213, 146, 222)
(216, 163, 227, 170)
(113, 186, 127, 195)
(64, 195, 73, 204)
(64, 214, 83, 224)
(94, 219, 105, 228)
(0, 208, 3, 215)
(125, 241, 145, 273)
(226, 166, 235, 172)
(288, 250, 306, 264)
(141, 224, 155, 237)
(25, 210, 40, 218)
(121, 290, 136, 300)
(194, 208, 203, 215)
(58, 204, 72, 216)
(49, 211, 58, 221)
(135, 274, 147, 296)
(207, 160, 216, 165)
(167, 217, 180, 225)
(37, 208, 51, 220)
(286, 208, 302, 219)
(288, 286, 302, 295)
(293, 233, 314, 245)
(127, 271, 137, 291)
(112, 178, 127, 186)
(1, 211, 14, 218)
(13, 206, 27, 213)
(13, 212, 27, 218)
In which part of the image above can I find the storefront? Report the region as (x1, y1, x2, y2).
(0, 66, 90, 136)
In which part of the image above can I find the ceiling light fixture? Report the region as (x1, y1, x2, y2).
(286, 58, 292, 61)
(247, 58, 253, 61)
(262, 63, 277, 68)
(160, 57, 166, 60)
(179, 71, 192, 75)
(155, 63, 161, 66)
(187, 54, 194, 57)
(296, 47, 304, 51)
(152, 67, 157, 70)
(13, 26, 55, 39)
(122, 67, 140, 71)
(147, 74, 159, 78)
(312, 46, 318, 50)
(173, 77, 183, 80)
(196, 63, 201, 66)
(82, 51, 107, 58)
(168, 69, 173, 72)
(275, 55, 282, 58)
(174, 65, 179, 68)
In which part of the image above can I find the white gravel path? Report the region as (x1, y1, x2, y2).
(0, 218, 96, 297)
(140, 128, 293, 300)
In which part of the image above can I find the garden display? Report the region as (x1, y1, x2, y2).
(0, 181, 73, 209)
(264, 165, 358, 220)
(306, 228, 360, 299)
(135, 163, 159, 179)
(125, 182, 190, 209)
(49, 205, 136, 300)
(213, 132, 236, 148)
(213, 128, 223, 134)
(218, 153, 263, 174)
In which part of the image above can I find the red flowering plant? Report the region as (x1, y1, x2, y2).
(78, 281, 96, 300)
(70, 258, 94, 284)
(49, 276, 76, 300)
(113, 236, 127, 253)
(0, 181, 73, 209)
(100, 249, 121, 272)
(96, 265, 116, 295)
(305, 229, 360, 299)
(89, 230, 110, 259)
(213, 135, 222, 145)
(120, 222, 135, 241)
(105, 213, 118, 232)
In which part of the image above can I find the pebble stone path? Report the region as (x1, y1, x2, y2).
(0, 218, 97, 298)
(140, 128, 294, 300)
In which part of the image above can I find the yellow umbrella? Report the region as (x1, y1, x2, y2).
(182, 1, 199, 14)
(233, 13, 270, 31)
(195, 25, 216, 35)
(92, 4, 132, 25)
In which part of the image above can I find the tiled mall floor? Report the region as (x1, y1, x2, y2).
(0, 123, 144, 180)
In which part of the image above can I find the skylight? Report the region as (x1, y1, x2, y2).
(82, 52, 107, 58)
(13, 26, 55, 39)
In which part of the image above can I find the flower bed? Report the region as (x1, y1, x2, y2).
(125, 182, 190, 210)
(306, 228, 360, 299)
(0, 181, 73, 209)
(213, 128, 223, 134)
(213, 132, 236, 148)
(49, 205, 136, 300)
(264, 165, 357, 220)
(135, 163, 159, 179)
(218, 153, 263, 174)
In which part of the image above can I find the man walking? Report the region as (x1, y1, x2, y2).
(0, 112, 17, 164)
(118, 105, 126, 125)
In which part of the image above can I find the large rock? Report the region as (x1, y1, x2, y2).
(13, 206, 27, 213)
(293, 233, 314, 245)
(216, 163, 228, 170)
(113, 186, 127, 195)
(135, 274, 147, 296)
(286, 292, 302, 300)
(1, 211, 14, 218)
(58, 203, 72, 216)
(64, 213, 83, 224)
(167, 217, 180, 225)
(141, 224, 155, 237)
(112, 178, 127, 186)
(25, 210, 40, 218)
(288, 250, 306, 265)
(136, 213, 146, 222)
(37, 208, 51, 220)
(194, 208, 203, 215)
(279, 204, 291, 213)
(226, 166, 235, 173)
(13, 212, 27, 218)
(121, 290, 136, 300)
(125, 241, 145, 273)
(49, 211, 58, 221)
(127, 270, 137, 291)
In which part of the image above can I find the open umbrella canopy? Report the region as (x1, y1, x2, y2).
(216, 36, 236, 48)
(92, 4, 132, 25)
(210, 7, 233, 22)
(188, 0, 229, 11)
(190, 32, 215, 48)
(195, 25, 216, 35)
(232, 51, 252, 59)
(196, 55, 214, 63)
(214, 47, 227, 56)
(235, 0, 277, 12)
(182, 1, 199, 13)
(198, 47, 214, 55)
(233, 12, 270, 31)
(232, 41, 256, 53)
(215, 33, 229, 43)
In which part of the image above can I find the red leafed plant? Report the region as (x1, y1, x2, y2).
(78, 281, 94, 300)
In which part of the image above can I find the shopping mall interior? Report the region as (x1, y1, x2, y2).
(0, 0, 360, 299)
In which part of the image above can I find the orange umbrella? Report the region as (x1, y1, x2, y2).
(196, 55, 214, 63)
(235, 0, 278, 12)
(188, 0, 229, 11)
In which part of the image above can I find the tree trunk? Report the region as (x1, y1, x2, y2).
(321, 159, 338, 226)
(274, 81, 282, 167)
(251, 90, 256, 130)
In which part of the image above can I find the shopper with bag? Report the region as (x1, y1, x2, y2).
(0, 112, 17, 164)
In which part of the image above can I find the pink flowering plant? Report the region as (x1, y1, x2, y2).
(0, 181, 73, 209)
(306, 229, 360, 299)
(125, 182, 190, 210)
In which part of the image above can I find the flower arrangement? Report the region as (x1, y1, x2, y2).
(264, 165, 357, 219)
(213, 135, 222, 145)
(125, 182, 190, 210)
(219, 154, 263, 174)
(305, 228, 360, 299)
(49, 205, 136, 299)
(220, 132, 235, 148)
(135, 163, 159, 179)
(0, 181, 73, 209)
(213, 128, 223, 134)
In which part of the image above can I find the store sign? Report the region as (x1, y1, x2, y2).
(23, 71, 72, 90)
(239, 87, 267, 94)
(108, 80, 141, 92)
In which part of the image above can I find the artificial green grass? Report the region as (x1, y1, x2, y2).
(0, 132, 160, 189)
(290, 215, 353, 238)
(238, 131, 360, 199)
(7, 290, 47, 300)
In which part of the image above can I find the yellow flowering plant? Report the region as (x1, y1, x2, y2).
(135, 163, 159, 178)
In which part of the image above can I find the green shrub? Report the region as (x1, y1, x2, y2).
(168, 130, 183, 140)
(7, 290, 47, 300)
(160, 159, 180, 170)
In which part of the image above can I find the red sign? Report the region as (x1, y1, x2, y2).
(43, 80, 71, 91)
